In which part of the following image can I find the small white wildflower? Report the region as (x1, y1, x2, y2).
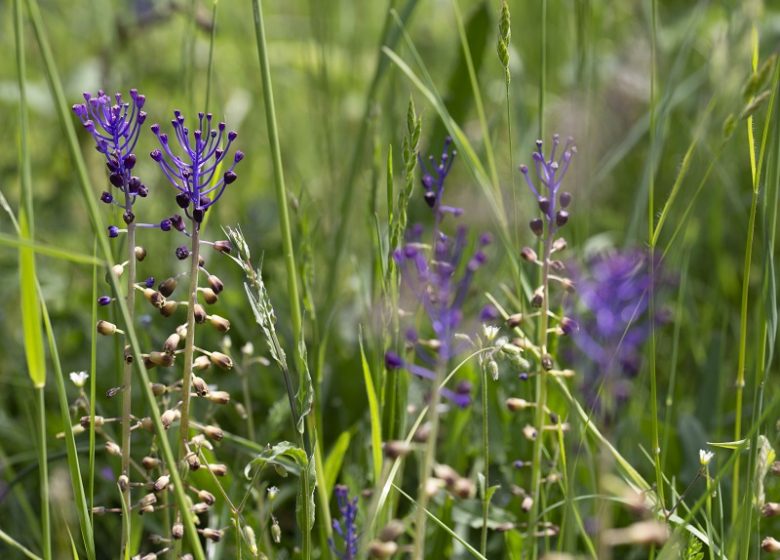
(482, 324, 499, 342)
(699, 449, 714, 466)
(267, 486, 279, 501)
(69, 371, 89, 388)
(241, 341, 254, 356)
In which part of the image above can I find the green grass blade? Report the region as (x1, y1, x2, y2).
(0, 529, 43, 560)
(323, 430, 352, 498)
(359, 333, 383, 484)
(0, 233, 104, 266)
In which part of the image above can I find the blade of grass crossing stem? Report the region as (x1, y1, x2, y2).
(25, 0, 206, 556)
(0, 234, 103, 265)
(14, 1, 49, 555)
(394, 484, 488, 560)
(360, 333, 383, 484)
(40, 294, 95, 560)
(323, 431, 352, 497)
(0, 529, 42, 560)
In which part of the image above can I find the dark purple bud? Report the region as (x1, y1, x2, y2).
(144, 277, 155, 288)
(456, 380, 472, 394)
(559, 191, 572, 208)
(175, 246, 190, 260)
(518, 372, 529, 381)
(538, 197, 550, 215)
(530, 218, 544, 236)
(160, 219, 172, 231)
(98, 296, 112, 306)
(170, 214, 185, 231)
(123, 211, 135, 224)
(108, 226, 119, 238)
(123, 154, 137, 169)
(480, 304, 499, 322)
(192, 209, 204, 223)
(137, 111, 147, 124)
(227, 130, 237, 141)
(224, 171, 237, 185)
(150, 123, 160, 135)
(560, 317, 579, 335)
(513, 460, 526, 469)
(100, 191, 113, 204)
(384, 351, 403, 370)
(137, 184, 148, 197)
(479, 232, 493, 246)
(556, 210, 569, 227)
(150, 149, 162, 162)
(128, 176, 141, 193)
(405, 328, 419, 343)
(176, 192, 190, 208)
(109, 173, 124, 188)
(106, 159, 118, 172)
(234, 151, 244, 163)
(423, 191, 436, 208)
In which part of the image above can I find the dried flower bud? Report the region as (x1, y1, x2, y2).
(369, 540, 399, 558)
(193, 304, 207, 324)
(452, 477, 475, 499)
(378, 520, 405, 542)
(198, 490, 216, 505)
(163, 333, 181, 353)
(171, 523, 184, 540)
(191, 375, 209, 397)
(763, 503, 780, 517)
(529, 218, 544, 237)
(185, 452, 201, 471)
(97, 320, 118, 336)
(198, 287, 218, 305)
(138, 493, 157, 508)
(208, 463, 228, 476)
(160, 301, 178, 317)
(522, 425, 538, 440)
(209, 315, 231, 333)
(191, 502, 210, 514)
(148, 351, 174, 367)
(118, 474, 129, 492)
(507, 313, 523, 328)
(193, 355, 211, 370)
(271, 519, 282, 544)
(209, 352, 233, 370)
(134, 246, 147, 262)
(161, 409, 180, 429)
(111, 263, 125, 278)
(207, 274, 224, 294)
(383, 440, 411, 459)
(541, 354, 554, 371)
(521, 495, 533, 512)
(551, 237, 567, 252)
(142, 456, 161, 470)
(433, 464, 459, 486)
(124, 345, 134, 364)
(425, 477, 445, 497)
(158, 277, 178, 297)
(80, 415, 104, 429)
(201, 528, 223, 542)
(242, 525, 258, 555)
(213, 240, 232, 254)
(520, 247, 538, 262)
(206, 391, 230, 405)
(150, 474, 170, 492)
(531, 289, 544, 308)
(556, 210, 569, 227)
(559, 191, 572, 208)
(105, 441, 122, 456)
(140, 417, 154, 432)
(150, 382, 167, 396)
(506, 397, 531, 412)
(763, 537, 780, 552)
(202, 425, 224, 441)
(413, 422, 431, 443)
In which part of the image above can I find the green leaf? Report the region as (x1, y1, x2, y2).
(18, 214, 45, 388)
(504, 530, 523, 560)
(359, 331, 383, 484)
(323, 431, 352, 498)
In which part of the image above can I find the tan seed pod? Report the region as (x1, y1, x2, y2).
(210, 351, 233, 370)
(117, 474, 129, 492)
(202, 425, 224, 441)
(185, 452, 200, 471)
(158, 277, 178, 297)
(160, 300, 178, 317)
(506, 397, 532, 412)
(142, 456, 161, 470)
(198, 490, 216, 506)
(161, 409, 180, 430)
(212, 240, 232, 253)
(208, 463, 227, 476)
(105, 441, 122, 456)
(191, 502, 210, 514)
(193, 304, 207, 324)
(200, 288, 218, 304)
(193, 355, 211, 370)
(152, 475, 170, 492)
(138, 493, 157, 508)
(452, 477, 475, 499)
(433, 464, 459, 487)
(111, 263, 125, 278)
(209, 315, 230, 333)
(207, 391, 230, 405)
(207, 274, 224, 294)
(171, 523, 184, 540)
(149, 382, 167, 396)
(148, 351, 174, 367)
(80, 415, 104, 429)
(378, 519, 404, 542)
(191, 375, 209, 397)
(383, 440, 411, 459)
(97, 320, 118, 336)
(201, 528, 223, 542)
(140, 417, 154, 432)
(369, 540, 399, 558)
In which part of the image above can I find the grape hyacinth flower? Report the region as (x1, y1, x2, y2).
(570, 249, 663, 419)
(72, 90, 148, 224)
(150, 111, 243, 225)
(329, 485, 358, 560)
(385, 137, 490, 408)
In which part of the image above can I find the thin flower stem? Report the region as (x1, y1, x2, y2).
(528, 228, 552, 560)
(178, 223, 201, 462)
(480, 368, 490, 556)
(120, 220, 136, 558)
(36, 387, 51, 560)
(412, 361, 445, 560)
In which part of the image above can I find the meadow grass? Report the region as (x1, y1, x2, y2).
(1, 1, 779, 559)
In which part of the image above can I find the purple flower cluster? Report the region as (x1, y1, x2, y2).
(150, 111, 243, 224)
(329, 485, 358, 560)
(72, 90, 148, 225)
(520, 135, 575, 235)
(570, 249, 660, 415)
(384, 138, 490, 408)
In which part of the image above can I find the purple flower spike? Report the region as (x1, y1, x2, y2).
(418, 136, 458, 214)
(329, 485, 358, 560)
(519, 134, 576, 223)
(149, 111, 242, 223)
(72, 90, 147, 207)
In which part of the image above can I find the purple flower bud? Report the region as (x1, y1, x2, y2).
(175, 246, 190, 260)
(109, 173, 124, 188)
(234, 151, 244, 162)
(384, 351, 403, 370)
(160, 219, 172, 231)
(556, 210, 569, 227)
(98, 296, 112, 306)
(123, 154, 137, 169)
(108, 225, 119, 238)
(538, 197, 550, 215)
(150, 149, 162, 162)
(123, 211, 135, 224)
(170, 214, 185, 231)
(144, 277, 155, 288)
(176, 192, 190, 208)
(479, 304, 499, 322)
(224, 171, 237, 185)
(100, 191, 113, 204)
(479, 232, 493, 246)
(530, 218, 544, 236)
(560, 191, 572, 208)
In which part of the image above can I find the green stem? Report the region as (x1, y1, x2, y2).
(119, 221, 136, 558)
(538, 0, 547, 140)
(36, 388, 51, 560)
(480, 368, 490, 557)
(412, 362, 445, 560)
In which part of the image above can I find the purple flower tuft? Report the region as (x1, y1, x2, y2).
(329, 485, 358, 560)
